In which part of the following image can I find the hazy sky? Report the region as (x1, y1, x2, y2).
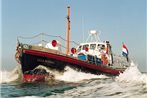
(1, 0, 146, 72)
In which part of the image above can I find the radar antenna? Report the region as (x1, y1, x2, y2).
(86, 30, 101, 42)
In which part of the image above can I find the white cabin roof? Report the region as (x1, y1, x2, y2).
(79, 41, 107, 46)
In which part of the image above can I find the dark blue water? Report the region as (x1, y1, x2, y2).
(1, 81, 78, 97)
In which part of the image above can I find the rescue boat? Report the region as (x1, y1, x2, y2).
(15, 6, 129, 82)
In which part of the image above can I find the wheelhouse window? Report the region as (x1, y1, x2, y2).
(82, 44, 89, 50)
(77, 45, 82, 52)
(90, 44, 96, 50)
(97, 44, 105, 50)
(101, 45, 105, 50)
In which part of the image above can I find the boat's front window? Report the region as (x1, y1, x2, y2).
(77, 45, 82, 52)
(90, 44, 96, 50)
(97, 44, 105, 50)
(82, 44, 89, 50)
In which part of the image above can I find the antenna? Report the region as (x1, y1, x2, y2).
(86, 30, 101, 42)
(82, 17, 85, 42)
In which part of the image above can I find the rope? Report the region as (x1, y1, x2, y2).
(43, 33, 79, 45)
(17, 33, 42, 39)
(17, 33, 80, 46)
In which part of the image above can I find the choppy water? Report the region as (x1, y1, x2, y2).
(1, 62, 147, 98)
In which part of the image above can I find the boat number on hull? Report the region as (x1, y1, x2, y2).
(37, 58, 54, 64)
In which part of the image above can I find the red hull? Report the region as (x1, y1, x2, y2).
(23, 74, 46, 82)
(22, 49, 123, 75)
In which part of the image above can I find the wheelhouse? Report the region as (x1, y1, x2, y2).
(77, 41, 110, 53)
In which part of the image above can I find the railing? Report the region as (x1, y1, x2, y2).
(17, 33, 80, 54)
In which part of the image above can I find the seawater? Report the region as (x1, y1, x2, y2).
(0, 62, 147, 98)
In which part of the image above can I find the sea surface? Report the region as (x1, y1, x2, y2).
(0, 62, 147, 98)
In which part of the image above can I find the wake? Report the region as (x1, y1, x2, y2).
(116, 61, 147, 86)
(0, 61, 147, 85)
(0, 65, 107, 84)
(0, 65, 22, 84)
(55, 66, 108, 82)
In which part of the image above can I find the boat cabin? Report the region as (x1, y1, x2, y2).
(74, 40, 113, 66)
(77, 41, 110, 56)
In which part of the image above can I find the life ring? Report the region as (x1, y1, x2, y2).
(15, 52, 20, 64)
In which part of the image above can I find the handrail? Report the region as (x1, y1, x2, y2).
(17, 33, 80, 47)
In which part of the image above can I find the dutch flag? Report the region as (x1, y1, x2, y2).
(122, 43, 129, 62)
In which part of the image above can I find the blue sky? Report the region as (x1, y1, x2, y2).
(1, 0, 146, 72)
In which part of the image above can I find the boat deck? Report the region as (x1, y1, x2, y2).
(21, 44, 128, 72)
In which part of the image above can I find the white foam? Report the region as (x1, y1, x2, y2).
(116, 61, 147, 85)
(0, 65, 22, 84)
(18, 96, 41, 98)
(1, 65, 107, 83)
(24, 65, 108, 82)
(55, 66, 108, 82)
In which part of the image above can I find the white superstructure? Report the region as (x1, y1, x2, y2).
(76, 30, 113, 65)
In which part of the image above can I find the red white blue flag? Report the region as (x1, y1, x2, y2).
(122, 43, 129, 62)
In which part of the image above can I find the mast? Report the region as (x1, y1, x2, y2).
(66, 6, 70, 55)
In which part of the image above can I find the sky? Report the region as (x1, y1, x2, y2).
(1, 0, 146, 72)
